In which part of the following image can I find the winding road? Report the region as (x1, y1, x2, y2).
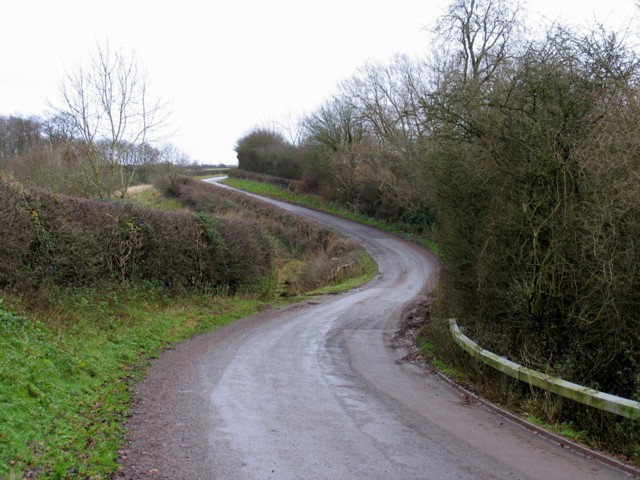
(118, 179, 633, 479)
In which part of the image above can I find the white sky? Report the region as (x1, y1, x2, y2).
(1, 0, 638, 165)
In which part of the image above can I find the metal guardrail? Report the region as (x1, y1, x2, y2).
(449, 319, 640, 419)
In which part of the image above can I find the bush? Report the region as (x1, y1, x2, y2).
(0, 174, 274, 293)
(234, 128, 302, 179)
(0, 172, 363, 298)
(168, 176, 365, 294)
(431, 27, 640, 400)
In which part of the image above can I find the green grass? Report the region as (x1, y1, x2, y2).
(417, 337, 468, 381)
(0, 259, 377, 479)
(125, 186, 184, 210)
(220, 177, 440, 255)
(0, 288, 267, 479)
(0, 245, 376, 479)
(192, 173, 227, 180)
(222, 178, 323, 209)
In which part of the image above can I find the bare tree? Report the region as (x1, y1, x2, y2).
(302, 96, 365, 154)
(42, 112, 76, 149)
(149, 142, 193, 195)
(56, 42, 169, 198)
(433, 0, 522, 85)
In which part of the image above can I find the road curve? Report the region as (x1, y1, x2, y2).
(118, 179, 630, 479)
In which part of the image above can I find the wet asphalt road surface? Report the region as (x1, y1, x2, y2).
(117, 179, 632, 479)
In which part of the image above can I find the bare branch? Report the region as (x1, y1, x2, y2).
(54, 41, 169, 198)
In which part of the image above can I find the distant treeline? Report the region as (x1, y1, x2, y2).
(0, 114, 194, 198)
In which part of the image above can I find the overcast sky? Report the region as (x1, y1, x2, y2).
(1, 0, 638, 165)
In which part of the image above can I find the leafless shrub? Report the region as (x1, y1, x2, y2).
(0, 175, 276, 292)
(296, 249, 363, 292)
(2, 172, 362, 295)
(0, 174, 36, 287)
(215, 216, 275, 291)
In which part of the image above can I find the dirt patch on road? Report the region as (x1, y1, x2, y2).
(391, 296, 432, 366)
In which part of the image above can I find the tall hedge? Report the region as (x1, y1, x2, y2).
(0, 174, 273, 292)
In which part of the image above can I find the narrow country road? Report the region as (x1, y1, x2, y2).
(117, 178, 632, 479)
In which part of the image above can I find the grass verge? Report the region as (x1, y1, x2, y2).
(220, 177, 440, 255)
(124, 186, 184, 210)
(0, 287, 270, 479)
